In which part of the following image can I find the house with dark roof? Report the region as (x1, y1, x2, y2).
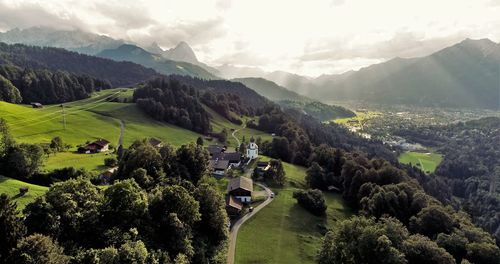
(148, 138, 163, 148)
(99, 167, 118, 184)
(207, 145, 225, 157)
(226, 195, 243, 216)
(212, 152, 242, 166)
(227, 176, 253, 203)
(78, 139, 110, 154)
(209, 159, 230, 177)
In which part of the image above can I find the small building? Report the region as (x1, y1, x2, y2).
(226, 195, 243, 216)
(247, 142, 258, 160)
(254, 161, 270, 177)
(227, 176, 253, 203)
(148, 138, 163, 148)
(78, 139, 110, 154)
(99, 167, 118, 184)
(207, 145, 225, 157)
(31, 102, 43, 108)
(209, 159, 230, 177)
(213, 152, 242, 167)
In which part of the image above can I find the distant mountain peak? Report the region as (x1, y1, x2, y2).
(164, 41, 198, 64)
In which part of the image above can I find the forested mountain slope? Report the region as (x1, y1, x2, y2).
(0, 42, 160, 86)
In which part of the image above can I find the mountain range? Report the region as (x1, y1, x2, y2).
(1, 26, 498, 109)
(221, 39, 500, 109)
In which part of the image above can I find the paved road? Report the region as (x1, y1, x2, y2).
(227, 182, 273, 264)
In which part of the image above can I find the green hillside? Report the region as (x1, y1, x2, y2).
(0, 175, 48, 210)
(1, 88, 273, 172)
(236, 156, 354, 264)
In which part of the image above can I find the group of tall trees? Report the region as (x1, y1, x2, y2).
(396, 117, 500, 244)
(306, 144, 500, 264)
(0, 138, 228, 264)
(0, 65, 111, 104)
(134, 78, 211, 134)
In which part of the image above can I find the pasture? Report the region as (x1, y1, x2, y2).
(398, 151, 443, 173)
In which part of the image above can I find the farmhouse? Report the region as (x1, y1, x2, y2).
(207, 144, 225, 157)
(213, 152, 242, 166)
(78, 139, 110, 154)
(247, 141, 258, 160)
(31, 102, 43, 108)
(209, 159, 230, 177)
(227, 176, 253, 203)
(226, 195, 243, 216)
(148, 138, 163, 148)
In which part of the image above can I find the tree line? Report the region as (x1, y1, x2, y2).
(0, 64, 111, 104)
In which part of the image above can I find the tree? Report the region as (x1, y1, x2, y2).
(117, 140, 163, 180)
(148, 185, 201, 258)
(0, 75, 22, 103)
(306, 162, 326, 189)
(293, 189, 327, 216)
(101, 179, 148, 231)
(409, 205, 455, 238)
(118, 240, 148, 264)
(239, 142, 247, 157)
(49, 137, 64, 152)
(318, 216, 407, 264)
(24, 179, 104, 247)
(9, 234, 70, 264)
(465, 242, 500, 264)
(196, 136, 204, 146)
(176, 143, 209, 184)
(193, 184, 229, 263)
(0, 118, 14, 159)
(5, 143, 44, 179)
(402, 234, 455, 264)
(0, 194, 26, 261)
(263, 159, 286, 186)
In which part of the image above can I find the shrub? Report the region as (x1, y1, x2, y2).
(293, 189, 327, 216)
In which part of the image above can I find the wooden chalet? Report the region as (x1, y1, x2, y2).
(227, 176, 253, 203)
(226, 195, 243, 216)
(78, 139, 110, 154)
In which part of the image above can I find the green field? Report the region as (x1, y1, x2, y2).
(235, 158, 354, 264)
(398, 151, 443, 173)
(0, 176, 48, 210)
(332, 111, 381, 125)
(206, 107, 273, 148)
(0, 88, 274, 173)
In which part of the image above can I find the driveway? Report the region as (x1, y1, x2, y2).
(227, 182, 273, 264)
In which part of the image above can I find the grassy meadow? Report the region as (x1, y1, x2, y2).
(235, 157, 354, 264)
(0, 176, 48, 210)
(398, 151, 443, 173)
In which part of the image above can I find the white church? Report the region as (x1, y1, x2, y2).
(246, 140, 258, 160)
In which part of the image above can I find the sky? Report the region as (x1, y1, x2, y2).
(0, 0, 499, 77)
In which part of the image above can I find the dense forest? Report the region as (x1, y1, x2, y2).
(0, 42, 159, 87)
(306, 145, 499, 264)
(278, 100, 355, 121)
(395, 117, 500, 244)
(133, 78, 211, 134)
(134, 76, 270, 134)
(0, 64, 111, 104)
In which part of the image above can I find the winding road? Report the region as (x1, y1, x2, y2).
(227, 180, 273, 264)
(231, 124, 246, 148)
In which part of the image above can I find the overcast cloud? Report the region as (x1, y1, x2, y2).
(0, 0, 499, 76)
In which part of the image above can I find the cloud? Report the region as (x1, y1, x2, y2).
(299, 32, 472, 62)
